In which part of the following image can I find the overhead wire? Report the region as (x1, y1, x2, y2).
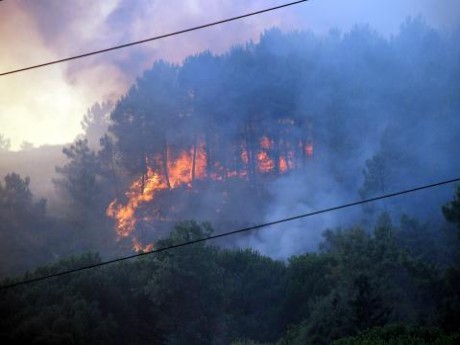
(1, 176, 459, 291)
(0, 0, 456, 293)
(0, 0, 309, 77)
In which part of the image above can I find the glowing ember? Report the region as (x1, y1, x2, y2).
(257, 151, 275, 172)
(260, 136, 272, 150)
(280, 156, 288, 172)
(132, 237, 154, 253)
(305, 143, 313, 157)
(257, 136, 275, 173)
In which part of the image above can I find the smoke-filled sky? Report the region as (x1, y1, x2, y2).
(0, 0, 458, 150)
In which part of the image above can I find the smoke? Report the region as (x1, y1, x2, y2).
(2, 0, 458, 149)
(236, 18, 460, 258)
(0, 0, 291, 148)
(1, 0, 459, 265)
(239, 164, 363, 259)
(15, 0, 295, 94)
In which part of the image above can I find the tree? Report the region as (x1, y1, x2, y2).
(0, 134, 11, 152)
(54, 139, 99, 218)
(81, 101, 114, 150)
(291, 217, 408, 344)
(438, 186, 460, 331)
(218, 248, 287, 342)
(0, 173, 48, 275)
(145, 222, 230, 344)
(442, 185, 460, 238)
(359, 125, 408, 215)
(53, 139, 115, 253)
(333, 324, 459, 345)
(281, 253, 335, 328)
(98, 134, 121, 199)
(0, 253, 119, 345)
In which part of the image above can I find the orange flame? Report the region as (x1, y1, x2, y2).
(258, 136, 274, 173)
(107, 136, 312, 251)
(107, 143, 209, 248)
(106, 167, 161, 238)
(132, 238, 154, 253)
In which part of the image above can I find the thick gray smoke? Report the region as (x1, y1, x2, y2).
(104, 20, 459, 260)
(1, 5, 459, 276)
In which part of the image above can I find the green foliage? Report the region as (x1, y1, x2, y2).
(145, 222, 229, 345)
(0, 173, 49, 275)
(1, 215, 460, 344)
(218, 248, 287, 342)
(280, 253, 335, 328)
(439, 267, 460, 332)
(231, 341, 273, 345)
(53, 139, 116, 254)
(54, 139, 100, 213)
(285, 216, 415, 344)
(332, 324, 459, 345)
(396, 214, 456, 266)
(443, 185, 460, 238)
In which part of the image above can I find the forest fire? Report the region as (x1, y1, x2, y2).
(106, 167, 160, 251)
(106, 137, 313, 251)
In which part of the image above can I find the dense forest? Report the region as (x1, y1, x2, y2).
(1, 192, 460, 344)
(0, 17, 460, 343)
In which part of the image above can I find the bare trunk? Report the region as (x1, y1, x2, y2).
(191, 133, 197, 182)
(110, 154, 120, 199)
(140, 152, 147, 194)
(245, 122, 257, 186)
(273, 134, 280, 175)
(162, 138, 171, 189)
(205, 131, 212, 180)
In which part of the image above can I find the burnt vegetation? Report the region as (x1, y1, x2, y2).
(1, 18, 460, 344)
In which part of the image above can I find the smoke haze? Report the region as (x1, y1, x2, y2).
(0, 1, 459, 274)
(1, 0, 458, 148)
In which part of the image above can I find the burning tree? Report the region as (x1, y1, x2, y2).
(106, 51, 315, 250)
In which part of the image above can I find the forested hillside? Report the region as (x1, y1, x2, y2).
(1, 187, 459, 343)
(57, 19, 460, 252)
(1, 17, 460, 344)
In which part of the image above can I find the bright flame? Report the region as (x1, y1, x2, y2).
(258, 136, 274, 173)
(107, 135, 313, 251)
(107, 143, 209, 248)
(132, 238, 154, 253)
(106, 167, 161, 238)
(167, 142, 206, 187)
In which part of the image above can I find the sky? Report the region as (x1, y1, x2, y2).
(0, 0, 458, 150)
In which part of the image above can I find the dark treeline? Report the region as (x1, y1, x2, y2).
(1, 187, 459, 344)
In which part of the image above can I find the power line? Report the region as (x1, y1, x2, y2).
(1, 176, 458, 291)
(0, 0, 309, 77)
